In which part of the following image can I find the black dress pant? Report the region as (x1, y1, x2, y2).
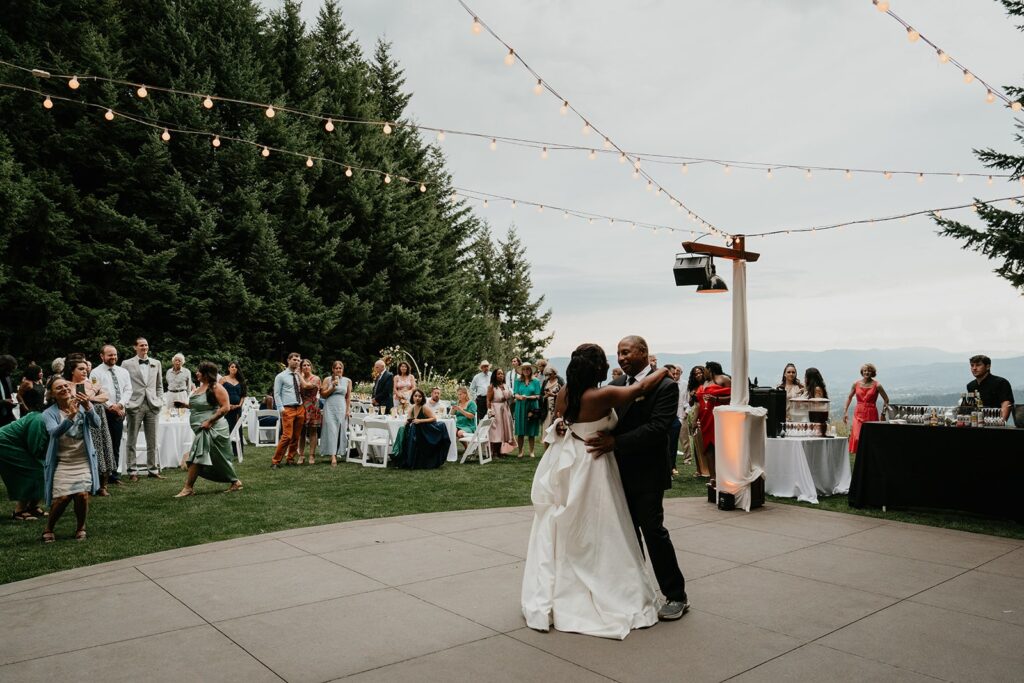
(668, 418, 682, 470)
(625, 489, 687, 602)
(475, 396, 488, 421)
(105, 409, 124, 480)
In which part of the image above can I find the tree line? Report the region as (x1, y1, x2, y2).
(0, 0, 551, 390)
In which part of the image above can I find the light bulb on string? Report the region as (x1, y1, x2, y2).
(681, 163, 689, 174)
(581, 121, 591, 135)
(325, 118, 334, 132)
(305, 156, 314, 168)
(633, 159, 641, 170)
(382, 123, 392, 134)
(437, 130, 445, 142)
(588, 149, 596, 160)
(805, 169, 813, 180)
(588, 218, 593, 225)
(559, 100, 569, 115)
(630, 223, 637, 231)
(103, 109, 114, 121)
(963, 70, 974, 84)
(618, 153, 626, 164)
(723, 165, 731, 175)
(538, 205, 544, 213)
(937, 50, 949, 64)
(1011, 101, 1023, 111)
(645, 180, 653, 192)
(136, 85, 148, 98)
(987, 175, 993, 185)
(845, 169, 853, 180)
(766, 168, 773, 179)
(907, 27, 919, 42)
(160, 128, 170, 141)
(203, 96, 214, 109)
(603, 137, 612, 149)
(261, 146, 270, 157)
(504, 49, 515, 65)
(541, 147, 548, 159)
(345, 167, 353, 177)
(68, 75, 80, 90)
(956, 173, 964, 183)
(384, 174, 392, 184)
(971, 203, 979, 212)
(211, 135, 221, 148)
(884, 171, 892, 180)
(631, 169, 640, 179)
(655, 188, 662, 196)
(42, 96, 53, 109)
(419, 183, 426, 193)
(917, 172, 925, 183)
(483, 199, 489, 208)
(511, 200, 516, 209)
(471, 17, 482, 34)
(265, 105, 276, 118)
(563, 211, 569, 220)
(874, 0, 889, 11)
(986, 90, 995, 104)
(533, 79, 543, 95)
(489, 138, 497, 151)
(934, 210, 942, 218)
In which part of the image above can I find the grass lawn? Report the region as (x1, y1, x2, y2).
(3, 446, 1020, 585)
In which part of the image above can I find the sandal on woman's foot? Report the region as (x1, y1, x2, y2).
(529, 452, 536, 458)
(97, 487, 110, 497)
(41, 531, 56, 543)
(173, 488, 195, 498)
(225, 482, 243, 493)
(309, 458, 316, 466)
(74, 529, 87, 541)
(330, 458, 338, 467)
(12, 510, 37, 521)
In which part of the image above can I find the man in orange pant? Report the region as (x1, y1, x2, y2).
(271, 352, 305, 468)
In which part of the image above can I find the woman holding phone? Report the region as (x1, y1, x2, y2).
(63, 357, 115, 497)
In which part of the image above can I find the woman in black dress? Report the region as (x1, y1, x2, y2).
(219, 361, 247, 458)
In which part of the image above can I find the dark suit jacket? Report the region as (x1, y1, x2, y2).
(0, 375, 14, 426)
(373, 370, 394, 409)
(610, 375, 679, 495)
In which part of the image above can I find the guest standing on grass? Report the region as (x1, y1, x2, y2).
(271, 352, 305, 469)
(66, 357, 115, 498)
(298, 359, 321, 465)
(0, 387, 47, 521)
(488, 369, 516, 458)
(513, 363, 542, 458)
(164, 353, 194, 408)
(469, 360, 492, 421)
(842, 363, 890, 455)
(219, 361, 247, 437)
(17, 364, 44, 417)
(320, 361, 351, 467)
(803, 368, 828, 399)
(41, 376, 100, 543)
(393, 361, 416, 415)
(123, 337, 164, 481)
(371, 359, 394, 415)
(90, 345, 130, 487)
(175, 362, 242, 497)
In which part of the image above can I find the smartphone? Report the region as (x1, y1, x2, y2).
(75, 383, 86, 395)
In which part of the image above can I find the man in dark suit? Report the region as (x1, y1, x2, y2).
(586, 335, 689, 621)
(371, 359, 394, 414)
(0, 355, 17, 427)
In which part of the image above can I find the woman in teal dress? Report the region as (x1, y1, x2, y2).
(0, 387, 48, 520)
(451, 386, 477, 437)
(174, 362, 242, 497)
(319, 360, 351, 467)
(513, 363, 542, 458)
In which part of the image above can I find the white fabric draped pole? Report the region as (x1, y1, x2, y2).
(731, 259, 749, 406)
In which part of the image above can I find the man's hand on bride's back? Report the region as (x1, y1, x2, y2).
(585, 431, 615, 458)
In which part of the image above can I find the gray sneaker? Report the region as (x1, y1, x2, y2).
(658, 600, 690, 621)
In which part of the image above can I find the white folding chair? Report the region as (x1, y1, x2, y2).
(229, 415, 244, 462)
(241, 398, 261, 444)
(351, 401, 369, 415)
(361, 417, 392, 468)
(459, 417, 493, 464)
(254, 409, 280, 446)
(347, 414, 367, 463)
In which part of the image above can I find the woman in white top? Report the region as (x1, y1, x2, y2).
(165, 353, 194, 408)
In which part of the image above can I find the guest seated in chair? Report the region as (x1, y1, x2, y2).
(425, 386, 444, 414)
(451, 386, 477, 438)
(391, 389, 451, 469)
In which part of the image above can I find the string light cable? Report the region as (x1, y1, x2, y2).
(0, 80, 717, 239)
(3, 59, 1014, 185)
(456, 0, 725, 236)
(745, 194, 1024, 238)
(871, 0, 1022, 112)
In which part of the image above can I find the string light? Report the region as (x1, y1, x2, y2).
(963, 70, 974, 84)
(261, 146, 270, 157)
(537, 205, 544, 213)
(986, 90, 995, 104)
(384, 173, 392, 184)
(419, 183, 427, 193)
(504, 49, 515, 65)
(136, 85, 148, 98)
(325, 118, 334, 132)
(42, 95, 52, 109)
(305, 156, 314, 167)
(533, 79, 543, 95)
(511, 200, 516, 209)
(541, 146, 548, 159)
(211, 135, 221, 148)
(160, 128, 170, 141)
(265, 105, 276, 118)
(618, 153, 626, 164)
(884, 171, 893, 180)
(471, 17, 482, 34)
(873, 0, 889, 11)
(489, 138, 497, 150)
(845, 169, 852, 180)
(906, 27, 919, 42)
(937, 49, 949, 64)
(103, 109, 114, 121)
(723, 165, 731, 175)
(956, 173, 963, 183)
(766, 168, 773, 179)
(68, 75, 80, 90)
(563, 211, 569, 220)
(917, 172, 924, 183)
(588, 149, 596, 160)
(987, 175, 993, 185)
(681, 164, 689, 174)
(581, 121, 591, 135)
(603, 137, 611, 149)
(646, 180, 653, 192)
(559, 100, 569, 115)
(382, 123, 392, 134)
(437, 130, 445, 141)
(203, 96, 213, 109)
(345, 167, 353, 177)
(483, 199, 489, 208)
(805, 169, 813, 180)
(1013, 101, 1023, 112)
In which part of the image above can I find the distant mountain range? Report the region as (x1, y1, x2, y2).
(546, 347, 1023, 401)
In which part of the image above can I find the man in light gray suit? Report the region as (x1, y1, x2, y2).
(122, 337, 164, 480)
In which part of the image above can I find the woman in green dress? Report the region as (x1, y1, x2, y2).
(0, 387, 48, 520)
(513, 363, 542, 458)
(174, 361, 242, 497)
(451, 386, 477, 437)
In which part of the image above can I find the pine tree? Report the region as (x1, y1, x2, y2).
(488, 227, 553, 361)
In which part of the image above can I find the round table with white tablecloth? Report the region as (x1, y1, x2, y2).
(118, 412, 194, 471)
(764, 436, 851, 505)
(383, 417, 458, 462)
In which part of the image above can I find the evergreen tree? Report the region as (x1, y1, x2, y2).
(488, 227, 553, 360)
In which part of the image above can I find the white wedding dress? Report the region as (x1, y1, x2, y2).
(521, 411, 659, 639)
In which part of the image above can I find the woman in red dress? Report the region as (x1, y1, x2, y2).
(842, 363, 890, 455)
(695, 361, 731, 483)
(298, 359, 322, 464)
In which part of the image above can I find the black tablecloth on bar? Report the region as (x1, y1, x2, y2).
(849, 422, 1024, 521)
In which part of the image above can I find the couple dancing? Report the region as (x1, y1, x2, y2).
(522, 336, 689, 640)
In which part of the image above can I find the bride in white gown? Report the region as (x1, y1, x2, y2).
(521, 343, 671, 640)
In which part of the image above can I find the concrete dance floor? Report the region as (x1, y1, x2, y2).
(1, 498, 1022, 682)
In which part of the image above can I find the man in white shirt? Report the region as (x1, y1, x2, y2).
(90, 344, 133, 485)
(505, 357, 522, 392)
(122, 337, 164, 480)
(271, 352, 305, 468)
(469, 360, 491, 419)
(425, 387, 444, 414)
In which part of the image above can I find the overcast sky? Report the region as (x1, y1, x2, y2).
(268, 0, 1024, 357)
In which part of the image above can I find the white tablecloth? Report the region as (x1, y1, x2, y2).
(765, 437, 851, 504)
(118, 416, 194, 471)
(714, 405, 767, 512)
(383, 417, 458, 462)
